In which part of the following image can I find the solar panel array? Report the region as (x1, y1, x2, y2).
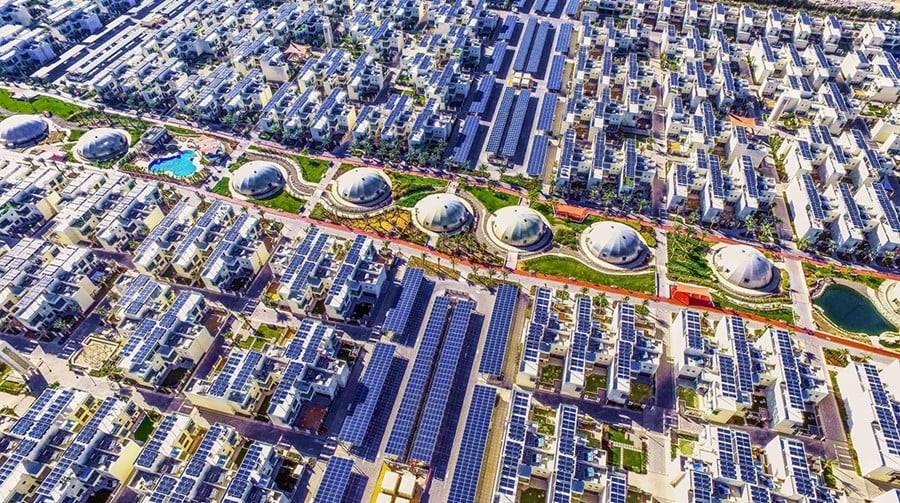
(550, 404, 578, 503)
(409, 300, 475, 465)
(383, 267, 425, 337)
(280, 226, 330, 300)
(556, 23, 573, 55)
(136, 414, 180, 469)
(784, 438, 815, 497)
(479, 283, 519, 376)
(384, 296, 451, 458)
(451, 116, 480, 166)
(741, 156, 759, 199)
(496, 389, 531, 498)
(224, 442, 270, 501)
(840, 183, 865, 229)
(801, 175, 825, 222)
(774, 330, 805, 412)
(313, 456, 353, 503)
(863, 363, 900, 455)
(447, 385, 497, 503)
(500, 90, 531, 159)
(691, 469, 713, 503)
(874, 183, 900, 232)
(684, 310, 704, 351)
(513, 18, 537, 73)
(526, 135, 549, 177)
(547, 54, 566, 92)
(486, 87, 516, 154)
(730, 317, 755, 401)
(537, 93, 558, 132)
(709, 155, 724, 199)
(608, 470, 628, 503)
(526, 23, 549, 74)
(522, 288, 552, 367)
(614, 304, 637, 392)
(339, 343, 396, 446)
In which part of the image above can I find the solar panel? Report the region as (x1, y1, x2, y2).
(742, 157, 759, 199)
(526, 23, 549, 74)
(784, 438, 815, 497)
(469, 75, 495, 116)
(692, 470, 713, 503)
(774, 330, 805, 411)
(384, 296, 451, 459)
(383, 268, 425, 337)
(513, 18, 537, 73)
(447, 385, 496, 503)
(684, 310, 704, 351)
(488, 42, 508, 75)
(339, 343, 396, 446)
(500, 90, 532, 159)
(734, 430, 757, 484)
(551, 405, 578, 503)
(479, 284, 520, 376)
(874, 184, 900, 232)
(840, 183, 865, 229)
(496, 389, 530, 497)
(547, 54, 566, 92)
(313, 457, 353, 503)
(709, 155, 725, 199)
(485, 87, 516, 154)
(863, 364, 900, 455)
(537, 93, 558, 133)
(717, 427, 738, 480)
(609, 470, 628, 503)
(526, 135, 549, 177)
(410, 300, 475, 464)
(556, 23, 573, 55)
(718, 354, 738, 399)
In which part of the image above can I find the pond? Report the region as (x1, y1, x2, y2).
(814, 284, 897, 336)
(149, 150, 198, 177)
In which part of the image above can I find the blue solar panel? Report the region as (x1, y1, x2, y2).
(501, 90, 532, 159)
(840, 183, 865, 229)
(684, 310, 704, 351)
(730, 317, 755, 399)
(734, 430, 757, 484)
(551, 406, 578, 503)
(609, 470, 628, 503)
(313, 457, 353, 503)
(410, 300, 475, 464)
(384, 297, 451, 459)
(526, 136, 549, 177)
(874, 184, 900, 232)
(564, 0, 578, 16)
(547, 54, 566, 92)
(802, 175, 825, 221)
(513, 19, 537, 72)
(692, 470, 713, 503)
(479, 284, 519, 376)
(709, 155, 725, 198)
(863, 364, 900, 455)
(774, 330, 805, 411)
(485, 87, 516, 154)
(496, 389, 530, 497)
(537, 93, 558, 132)
(526, 23, 549, 74)
(719, 354, 738, 399)
(717, 428, 737, 479)
(447, 385, 496, 503)
(469, 75, 495, 116)
(339, 343, 396, 446)
(556, 23, 573, 55)
(383, 268, 424, 337)
(785, 438, 815, 497)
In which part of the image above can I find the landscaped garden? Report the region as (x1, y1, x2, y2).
(666, 231, 715, 287)
(461, 183, 520, 212)
(520, 255, 656, 295)
(387, 170, 447, 198)
(436, 233, 504, 266)
(677, 385, 700, 409)
(0, 89, 84, 119)
(310, 204, 429, 245)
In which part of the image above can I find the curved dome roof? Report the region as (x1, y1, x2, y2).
(0, 114, 48, 147)
(584, 221, 646, 265)
(490, 205, 548, 248)
(413, 193, 472, 233)
(75, 128, 129, 160)
(230, 160, 285, 198)
(713, 244, 775, 290)
(335, 168, 390, 205)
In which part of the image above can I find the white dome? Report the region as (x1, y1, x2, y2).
(230, 160, 285, 198)
(335, 168, 390, 205)
(713, 244, 776, 290)
(413, 193, 472, 233)
(584, 221, 646, 265)
(489, 205, 548, 248)
(75, 128, 129, 160)
(0, 114, 48, 147)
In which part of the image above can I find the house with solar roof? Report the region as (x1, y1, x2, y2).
(0, 159, 65, 238)
(110, 274, 172, 322)
(186, 348, 271, 416)
(837, 361, 900, 482)
(0, 388, 144, 502)
(115, 291, 213, 387)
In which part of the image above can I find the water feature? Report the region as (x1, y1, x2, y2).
(149, 150, 198, 177)
(814, 284, 896, 336)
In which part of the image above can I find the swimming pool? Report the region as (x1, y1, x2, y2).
(814, 284, 897, 336)
(149, 150, 198, 177)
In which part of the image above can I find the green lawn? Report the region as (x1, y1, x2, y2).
(677, 386, 700, 409)
(255, 324, 283, 341)
(212, 177, 232, 197)
(134, 416, 155, 442)
(629, 382, 653, 404)
(67, 128, 85, 142)
(251, 190, 305, 214)
(462, 184, 520, 212)
(396, 190, 436, 208)
(609, 446, 646, 473)
(296, 155, 329, 183)
(0, 381, 24, 395)
(0, 89, 84, 119)
(521, 488, 546, 503)
(667, 232, 714, 286)
(607, 427, 630, 445)
(500, 173, 542, 193)
(710, 292, 795, 324)
(387, 170, 447, 197)
(585, 373, 607, 395)
(165, 125, 199, 137)
(520, 255, 656, 295)
(803, 262, 884, 290)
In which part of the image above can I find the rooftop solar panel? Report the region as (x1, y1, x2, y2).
(513, 19, 537, 73)
(500, 90, 532, 159)
(547, 54, 566, 92)
(526, 135, 549, 177)
(485, 87, 516, 154)
(383, 267, 425, 337)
